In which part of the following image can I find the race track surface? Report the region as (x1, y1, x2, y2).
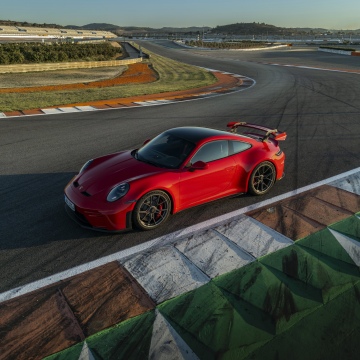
(0, 42, 359, 294)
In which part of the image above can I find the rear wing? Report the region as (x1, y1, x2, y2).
(227, 121, 287, 142)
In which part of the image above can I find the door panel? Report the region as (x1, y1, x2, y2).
(179, 156, 237, 209)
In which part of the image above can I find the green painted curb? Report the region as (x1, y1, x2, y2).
(43, 214, 360, 360)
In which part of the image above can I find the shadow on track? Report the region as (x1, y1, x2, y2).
(0, 172, 103, 250)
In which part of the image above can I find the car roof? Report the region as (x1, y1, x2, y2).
(167, 126, 241, 143)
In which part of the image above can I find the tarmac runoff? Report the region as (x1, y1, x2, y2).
(0, 168, 359, 360)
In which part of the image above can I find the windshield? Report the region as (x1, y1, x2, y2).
(136, 132, 196, 169)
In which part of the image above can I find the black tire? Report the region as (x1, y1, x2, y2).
(248, 161, 276, 196)
(133, 190, 171, 230)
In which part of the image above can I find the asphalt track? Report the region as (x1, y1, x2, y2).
(0, 41, 359, 296)
(0, 166, 358, 359)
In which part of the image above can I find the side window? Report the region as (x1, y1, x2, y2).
(230, 140, 251, 154)
(191, 140, 229, 164)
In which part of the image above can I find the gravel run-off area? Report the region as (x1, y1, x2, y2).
(0, 66, 127, 88)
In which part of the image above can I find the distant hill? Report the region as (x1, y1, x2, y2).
(0, 19, 358, 35)
(64, 23, 212, 34)
(158, 26, 211, 33)
(213, 22, 283, 35)
(65, 23, 121, 31)
(0, 20, 62, 28)
(213, 23, 359, 35)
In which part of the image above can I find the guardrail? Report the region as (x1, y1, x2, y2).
(128, 41, 151, 58)
(318, 47, 360, 56)
(0, 57, 143, 74)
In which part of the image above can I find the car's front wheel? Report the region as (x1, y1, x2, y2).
(248, 161, 276, 195)
(133, 190, 171, 230)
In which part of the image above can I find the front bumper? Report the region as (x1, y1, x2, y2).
(64, 204, 132, 232)
(64, 185, 134, 232)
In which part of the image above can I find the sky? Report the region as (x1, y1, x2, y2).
(2, 0, 360, 30)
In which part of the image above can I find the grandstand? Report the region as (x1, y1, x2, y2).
(0, 25, 116, 39)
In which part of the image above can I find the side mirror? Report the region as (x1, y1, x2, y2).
(190, 161, 208, 170)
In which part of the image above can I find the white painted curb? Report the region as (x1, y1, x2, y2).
(0, 166, 359, 304)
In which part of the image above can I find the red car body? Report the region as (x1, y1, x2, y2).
(64, 123, 286, 231)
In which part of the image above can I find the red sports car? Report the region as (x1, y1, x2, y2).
(64, 122, 286, 231)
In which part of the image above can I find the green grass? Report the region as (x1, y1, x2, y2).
(0, 48, 217, 112)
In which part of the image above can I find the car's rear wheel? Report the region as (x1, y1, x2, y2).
(133, 190, 171, 230)
(248, 161, 276, 195)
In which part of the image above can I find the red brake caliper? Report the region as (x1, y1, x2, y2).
(155, 203, 163, 220)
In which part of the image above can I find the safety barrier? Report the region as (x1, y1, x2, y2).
(0, 58, 143, 74)
(318, 47, 360, 56)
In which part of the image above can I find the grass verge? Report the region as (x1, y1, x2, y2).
(0, 48, 217, 112)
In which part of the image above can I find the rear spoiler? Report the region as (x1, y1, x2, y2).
(227, 122, 287, 142)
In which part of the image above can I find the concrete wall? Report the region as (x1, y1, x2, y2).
(0, 58, 143, 74)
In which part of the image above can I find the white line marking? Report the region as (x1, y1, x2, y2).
(152, 100, 176, 104)
(58, 107, 81, 113)
(1, 166, 359, 304)
(133, 101, 156, 106)
(75, 106, 97, 111)
(41, 108, 63, 114)
(269, 63, 360, 74)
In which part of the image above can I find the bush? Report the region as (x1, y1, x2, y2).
(0, 52, 9, 64)
(10, 50, 25, 64)
(0, 41, 119, 65)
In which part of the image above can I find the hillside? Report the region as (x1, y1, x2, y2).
(213, 22, 284, 35)
(0, 20, 62, 29)
(0, 19, 358, 35)
(211, 22, 349, 36)
(65, 23, 121, 31)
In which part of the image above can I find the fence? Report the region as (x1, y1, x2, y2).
(0, 57, 143, 74)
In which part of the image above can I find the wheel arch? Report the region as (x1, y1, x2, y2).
(132, 188, 174, 231)
(134, 186, 176, 214)
(245, 159, 277, 194)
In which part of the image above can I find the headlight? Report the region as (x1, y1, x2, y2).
(107, 183, 130, 202)
(79, 159, 93, 174)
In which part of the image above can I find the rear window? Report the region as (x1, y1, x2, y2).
(230, 140, 251, 154)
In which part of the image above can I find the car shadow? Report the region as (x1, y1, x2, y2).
(0, 171, 286, 252)
(0, 172, 113, 250)
(0, 171, 290, 293)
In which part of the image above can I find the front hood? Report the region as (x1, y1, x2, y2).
(75, 150, 164, 195)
